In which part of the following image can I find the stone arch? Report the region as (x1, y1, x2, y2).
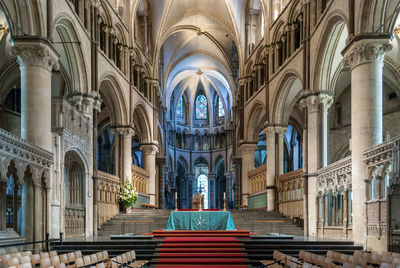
(245, 100, 266, 143)
(271, 71, 303, 125)
(313, 14, 348, 92)
(132, 103, 152, 143)
(98, 74, 128, 126)
(53, 15, 89, 94)
(358, 0, 400, 34)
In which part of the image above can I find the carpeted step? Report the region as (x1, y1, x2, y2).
(158, 247, 243, 253)
(154, 258, 247, 264)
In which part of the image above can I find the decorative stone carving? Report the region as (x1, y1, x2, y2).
(140, 144, 159, 156)
(316, 156, 352, 194)
(10, 41, 59, 71)
(300, 92, 334, 113)
(343, 40, 392, 69)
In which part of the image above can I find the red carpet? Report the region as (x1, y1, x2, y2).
(149, 229, 252, 237)
(154, 231, 248, 267)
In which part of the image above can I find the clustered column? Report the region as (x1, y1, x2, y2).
(239, 144, 257, 206)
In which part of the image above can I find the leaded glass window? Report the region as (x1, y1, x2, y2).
(197, 174, 209, 209)
(218, 96, 225, 117)
(176, 97, 183, 118)
(195, 94, 207, 119)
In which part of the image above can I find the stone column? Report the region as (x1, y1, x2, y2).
(208, 173, 215, 209)
(277, 126, 287, 175)
(116, 127, 134, 183)
(141, 144, 158, 205)
(31, 166, 43, 250)
(265, 126, 277, 211)
(10, 39, 59, 151)
(239, 144, 257, 206)
(300, 93, 323, 236)
(343, 38, 391, 244)
(320, 94, 334, 167)
(343, 188, 349, 235)
(0, 177, 6, 231)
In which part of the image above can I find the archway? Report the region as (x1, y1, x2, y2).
(64, 151, 86, 238)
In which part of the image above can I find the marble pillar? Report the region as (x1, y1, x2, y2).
(10, 39, 59, 151)
(265, 126, 277, 211)
(239, 143, 257, 206)
(116, 127, 134, 183)
(343, 38, 392, 244)
(141, 144, 158, 205)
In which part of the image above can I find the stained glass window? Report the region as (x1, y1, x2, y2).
(218, 96, 225, 117)
(195, 94, 207, 119)
(176, 97, 183, 118)
(197, 174, 209, 209)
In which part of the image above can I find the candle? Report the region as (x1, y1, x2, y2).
(224, 192, 226, 199)
(175, 192, 177, 200)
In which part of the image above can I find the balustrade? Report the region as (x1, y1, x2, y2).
(65, 207, 85, 238)
(131, 165, 149, 194)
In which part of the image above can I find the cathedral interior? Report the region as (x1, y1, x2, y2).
(1, 0, 400, 258)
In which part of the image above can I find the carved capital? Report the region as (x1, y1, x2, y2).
(140, 144, 159, 155)
(112, 125, 135, 138)
(300, 92, 333, 113)
(343, 39, 392, 69)
(10, 41, 59, 72)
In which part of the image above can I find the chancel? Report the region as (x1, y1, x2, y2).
(0, 0, 400, 267)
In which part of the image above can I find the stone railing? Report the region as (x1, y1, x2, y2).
(97, 171, 121, 228)
(131, 165, 149, 194)
(278, 169, 304, 219)
(65, 207, 85, 238)
(248, 164, 267, 194)
(364, 135, 400, 241)
(316, 156, 352, 194)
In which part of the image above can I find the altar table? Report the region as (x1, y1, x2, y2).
(164, 211, 236, 231)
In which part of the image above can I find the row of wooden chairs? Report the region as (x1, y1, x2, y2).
(299, 250, 338, 268)
(261, 250, 303, 268)
(110, 251, 147, 268)
(3, 251, 82, 268)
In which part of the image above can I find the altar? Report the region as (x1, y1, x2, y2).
(164, 211, 236, 231)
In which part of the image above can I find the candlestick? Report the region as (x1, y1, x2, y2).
(174, 192, 178, 211)
(223, 192, 226, 211)
(224, 192, 226, 199)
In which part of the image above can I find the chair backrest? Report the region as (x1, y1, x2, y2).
(96, 262, 105, 268)
(110, 258, 118, 268)
(299, 250, 307, 260)
(49, 251, 58, 257)
(30, 254, 40, 265)
(392, 258, 400, 266)
(341, 254, 350, 264)
(121, 253, 127, 264)
(40, 252, 49, 259)
(382, 255, 394, 264)
(392, 253, 400, 259)
(381, 263, 394, 268)
(126, 251, 132, 262)
(59, 254, 69, 264)
(11, 253, 22, 258)
(96, 252, 104, 262)
(102, 251, 109, 260)
(40, 258, 53, 268)
(19, 256, 31, 264)
(51, 255, 61, 266)
(83, 255, 92, 265)
(130, 250, 135, 260)
(343, 262, 356, 268)
(67, 252, 76, 262)
(75, 251, 82, 258)
(353, 251, 363, 259)
(75, 257, 84, 268)
(311, 253, 319, 265)
(19, 263, 33, 268)
(1, 254, 11, 265)
(322, 257, 334, 268)
(316, 255, 325, 266)
(90, 254, 98, 264)
(22, 251, 32, 257)
(8, 257, 20, 266)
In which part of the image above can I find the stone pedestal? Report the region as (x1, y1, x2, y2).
(239, 143, 257, 206)
(141, 144, 158, 205)
(343, 38, 392, 244)
(10, 39, 59, 152)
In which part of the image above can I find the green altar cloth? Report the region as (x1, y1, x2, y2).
(164, 211, 236, 231)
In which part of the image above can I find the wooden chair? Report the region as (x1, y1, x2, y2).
(19, 255, 31, 264)
(83, 255, 92, 266)
(22, 251, 32, 257)
(59, 254, 69, 265)
(40, 252, 50, 259)
(74, 251, 82, 259)
(1, 253, 12, 266)
(30, 254, 41, 266)
(96, 252, 104, 262)
(40, 258, 53, 268)
(67, 252, 76, 263)
(49, 251, 58, 257)
(8, 257, 21, 267)
(75, 257, 84, 268)
(130, 250, 136, 261)
(110, 257, 118, 268)
(90, 254, 98, 264)
(96, 263, 105, 268)
(121, 253, 128, 265)
(12, 253, 22, 258)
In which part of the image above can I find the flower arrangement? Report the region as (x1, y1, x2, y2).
(119, 182, 138, 208)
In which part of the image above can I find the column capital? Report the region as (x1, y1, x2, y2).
(343, 38, 392, 69)
(299, 92, 334, 112)
(238, 142, 257, 154)
(140, 143, 159, 155)
(111, 125, 135, 138)
(10, 38, 59, 71)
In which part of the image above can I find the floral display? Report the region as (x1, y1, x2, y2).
(118, 182, 138, 208)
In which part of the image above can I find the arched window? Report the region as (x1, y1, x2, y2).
(195, 94, 207, 119)
(218, 96, 225, 117)
(197, 174, 209, 209)
(176, 97, 183, 118)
